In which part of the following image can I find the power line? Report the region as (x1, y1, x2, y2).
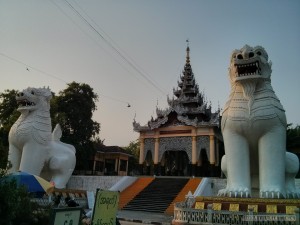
(62, 0, 167, 96)
(72, 0, 158, 89)
(50, 0, 154, 91)
(0, 52, 67, 84)
(0, 52, 131, 106)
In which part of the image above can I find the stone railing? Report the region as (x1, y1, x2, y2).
(173, 202, 300, 225)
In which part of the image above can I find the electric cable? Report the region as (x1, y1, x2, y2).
(49, 0, 155, 91)
(0, 52, 131, 106)
(62, 0, 167, 96)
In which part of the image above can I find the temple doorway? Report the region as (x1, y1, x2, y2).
(161, 150, 189, 176)
(197, 148, 210, 176)
(143, 150, 153, 175)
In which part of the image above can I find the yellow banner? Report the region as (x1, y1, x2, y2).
(266, 205, 277, 214)
(194, 202, 205, 209)
(92, 190, 120, 225)
(212, 203, 222, 211)
(248, 204, 258, 213)
(229, 204, 239, 212)
(286, 206, 297, 215)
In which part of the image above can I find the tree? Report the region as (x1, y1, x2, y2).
(51, 82, 100, 170)
(0, 90, 19, 168)
(287, 123, 300, 149)
(124, 140, 140, 175)
(286, 124, 300, 178)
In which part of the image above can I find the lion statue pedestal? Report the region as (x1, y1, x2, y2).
(219, 45, 299, 199)
(8, 87, 76, 189)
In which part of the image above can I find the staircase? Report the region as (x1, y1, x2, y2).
(118, 177, 154, 209)
(165, 178, 201, 215)
(122, 177, 189, 213)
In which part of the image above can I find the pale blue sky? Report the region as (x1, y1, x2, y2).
(0, 0, 299, 146)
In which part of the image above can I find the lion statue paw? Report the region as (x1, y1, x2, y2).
(218, 187, 251, 198)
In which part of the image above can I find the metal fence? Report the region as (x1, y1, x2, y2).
(173, 202, 299, 225)
(31, 195, 88, 208)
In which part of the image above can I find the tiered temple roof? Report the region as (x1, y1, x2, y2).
(133, 45, 220, 132)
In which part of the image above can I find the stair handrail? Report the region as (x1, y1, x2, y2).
(109, 176, 138, 192)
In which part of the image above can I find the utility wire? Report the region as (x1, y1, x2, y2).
(50, 0, 152, 90)
(72, 0, 159, 91)
(0, 52, 67, 84)
(62, 0, 167, 96)
(0, 52, 130, 105)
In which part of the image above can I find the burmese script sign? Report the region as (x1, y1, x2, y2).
(92, 190, 120, 225)
(49, 207, 82, 225)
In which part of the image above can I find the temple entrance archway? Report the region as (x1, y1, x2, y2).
(143, 150, 153, 175)
(161, 150, 189, 176)
(197, 148, 210, 176)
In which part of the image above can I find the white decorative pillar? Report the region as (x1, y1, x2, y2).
(139, 138, 145, 164)
(209, 135, 215, 165)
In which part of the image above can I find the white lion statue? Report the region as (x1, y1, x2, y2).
(8, 87, 76, 189)
(219, 45, 299, 199)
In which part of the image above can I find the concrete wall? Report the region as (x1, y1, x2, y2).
(66, 175, 123, 193)
(67, 176, 300, 197)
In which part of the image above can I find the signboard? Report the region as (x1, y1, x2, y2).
(49, 207, 82, 225)
(92, 189, 120, 225)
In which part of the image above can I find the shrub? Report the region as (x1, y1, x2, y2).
(0, 169, 50, 225)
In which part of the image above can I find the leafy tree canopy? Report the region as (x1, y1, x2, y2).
(124, 140, 140, 175)
(0, 90, 19, 140)
(287, 123, 300, 149)
(51, 82, 100, 146)
(0, 90, 20, 168)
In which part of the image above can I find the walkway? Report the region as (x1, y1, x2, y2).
(118, 210, 173, 225)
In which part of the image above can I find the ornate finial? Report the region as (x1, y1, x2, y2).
(186, 39, 190, 64)
(133, 112, 136, 121)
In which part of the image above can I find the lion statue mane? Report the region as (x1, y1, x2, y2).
(8, 87, 76, 189)
(219, 45, 299, 199)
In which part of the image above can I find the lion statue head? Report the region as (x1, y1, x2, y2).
(16, 87, 52, 114)
(229, 45, 272, 99)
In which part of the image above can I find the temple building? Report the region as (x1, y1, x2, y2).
(76, 145, 132, 176)
(133, 45, 224, 176)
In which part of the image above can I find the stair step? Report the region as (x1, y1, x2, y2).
(123, 177, 189, 213)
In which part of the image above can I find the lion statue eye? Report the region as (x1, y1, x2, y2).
(31, 91, 35, 95)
